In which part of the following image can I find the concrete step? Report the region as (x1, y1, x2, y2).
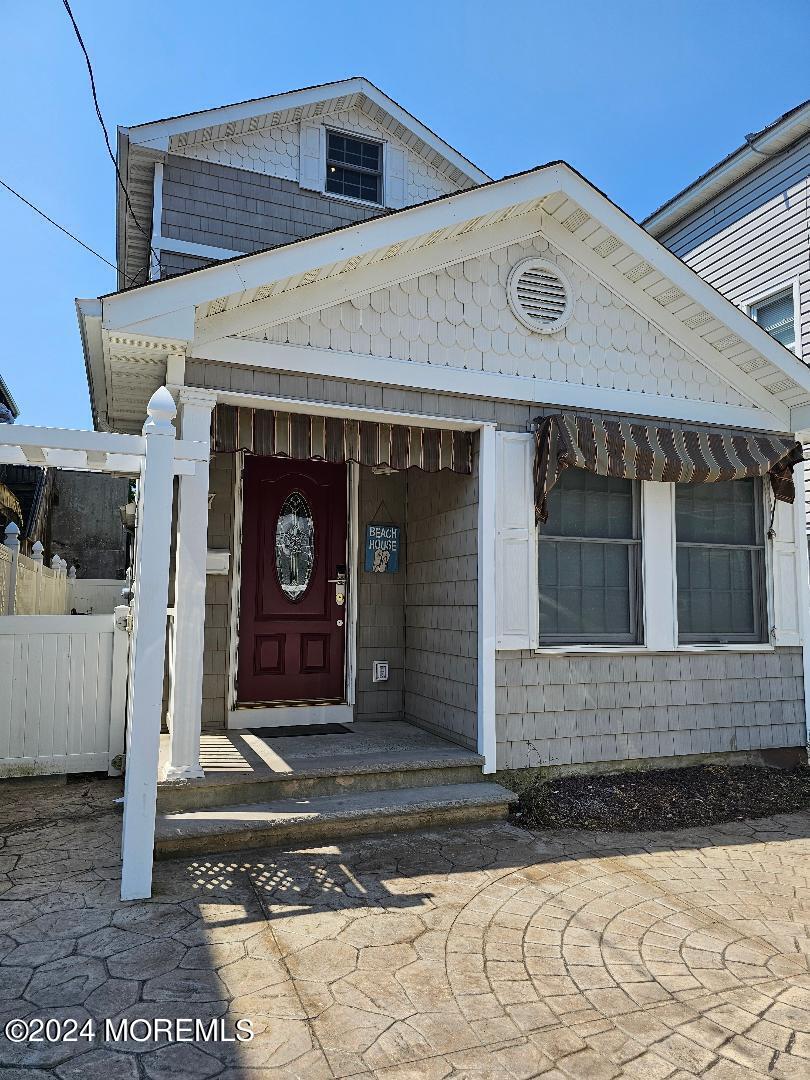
(154, 782, 517, 858)
(156, 750, 487, 812)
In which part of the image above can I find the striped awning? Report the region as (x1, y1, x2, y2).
(212, 405, 472, 474)
(534, 413, 803, 523)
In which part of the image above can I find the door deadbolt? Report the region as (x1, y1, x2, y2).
(327, 565, 347, 607)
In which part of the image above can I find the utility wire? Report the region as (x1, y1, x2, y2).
(61, 0, 160, 274)
(0, 175, 118, 273)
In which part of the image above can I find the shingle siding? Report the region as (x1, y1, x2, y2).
(159, 250, 214, 278)
(404, 459, 479, 751)
(496, 649, 805, 770)
(161, 154, 384, 256)
(355, 469, 406, 721)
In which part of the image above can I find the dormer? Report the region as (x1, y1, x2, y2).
(116, 77, 489, 289)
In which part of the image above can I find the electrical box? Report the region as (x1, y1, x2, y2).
(372, 661, 389, 683)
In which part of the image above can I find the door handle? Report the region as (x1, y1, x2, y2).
(328, 568, 347, 607)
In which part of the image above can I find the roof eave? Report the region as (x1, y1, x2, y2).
(644, 99, 810, 237)
(76, 298, 106, 431)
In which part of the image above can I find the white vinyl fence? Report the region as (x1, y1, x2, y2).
(1, 523, 70, 616)
(0, 608, 129, 777)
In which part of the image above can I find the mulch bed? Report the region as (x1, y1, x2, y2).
(505, 764, 810, 832)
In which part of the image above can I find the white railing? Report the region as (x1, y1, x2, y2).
(1, 523, 70, 615)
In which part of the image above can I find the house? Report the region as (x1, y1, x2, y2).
(74, 78, 810, 848)
(644, 99, 810, 516)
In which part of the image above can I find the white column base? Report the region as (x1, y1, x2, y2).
(161, 761, 205, 782)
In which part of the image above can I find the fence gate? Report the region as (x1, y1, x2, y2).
(0, 608, 130, 777)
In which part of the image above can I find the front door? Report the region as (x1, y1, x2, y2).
(237, 456, 348, 705)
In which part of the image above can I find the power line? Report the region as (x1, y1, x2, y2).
(61, 0, 160, 274)
(0, 175, 118, 273)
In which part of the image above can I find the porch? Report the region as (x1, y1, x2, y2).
(154, 720, 512, 855)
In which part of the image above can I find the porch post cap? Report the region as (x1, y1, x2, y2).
(144, 386, 177, 435)
(176, 386, 218, 409)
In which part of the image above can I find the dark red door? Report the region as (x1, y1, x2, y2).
(237, 457, 347, 704)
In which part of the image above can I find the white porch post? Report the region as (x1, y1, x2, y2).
(163, 386, 217, 781)
(477, 424, 497, 773)
(120, 387, 177, 902)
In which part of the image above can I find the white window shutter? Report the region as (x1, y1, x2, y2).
(496, 431, 538, 650)
(384, 146, 407, 209)
(299, 122, 324, 192)
(769, 481, 803, 646)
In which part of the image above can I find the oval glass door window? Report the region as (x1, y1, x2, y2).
(275, 491, 315, 601)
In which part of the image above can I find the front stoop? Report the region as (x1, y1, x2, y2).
(154, 782, 515, 857)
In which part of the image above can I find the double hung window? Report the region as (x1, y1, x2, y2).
(538, 470, 641, 644)
(751, 288, 795, 350)
(675, 478, 766, 643)
(326, 131, 382, 204)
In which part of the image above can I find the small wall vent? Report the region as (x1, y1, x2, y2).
(507, 258, 574, 334)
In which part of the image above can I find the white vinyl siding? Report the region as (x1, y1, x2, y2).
(656, 132, 810, 364)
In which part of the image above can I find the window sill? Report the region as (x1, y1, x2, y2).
(527, 643, 776, 656)
(322, 188, 385, 211)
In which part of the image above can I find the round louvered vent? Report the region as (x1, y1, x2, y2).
(507, 258, 574, 334)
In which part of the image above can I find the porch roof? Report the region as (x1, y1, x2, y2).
(80, 161, 810, 437)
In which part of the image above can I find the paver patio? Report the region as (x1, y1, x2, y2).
(2, 778, 810, 1078)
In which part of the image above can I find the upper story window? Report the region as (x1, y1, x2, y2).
(751, 287, 795, 350)
(326, 131, 382, 204)
(675, 478, 765, 644)
(538, 470, 642, 645)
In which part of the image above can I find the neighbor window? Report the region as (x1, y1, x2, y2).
(326, 131, 382, 204)
(675, 479, 765, 644)
(751, 287, 795, 350)
(538, 470, 641, 644)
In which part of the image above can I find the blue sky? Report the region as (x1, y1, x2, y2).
(2, 0, 808, 428)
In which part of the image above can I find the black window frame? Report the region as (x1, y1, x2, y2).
(325, 129, 383, 206)
(675, 478, 767, 645)
(537, 471, 643, 646)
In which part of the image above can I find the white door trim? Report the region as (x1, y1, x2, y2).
(227, 455, 359, 729)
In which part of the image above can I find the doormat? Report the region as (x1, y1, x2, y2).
(251, 724, 353, 739)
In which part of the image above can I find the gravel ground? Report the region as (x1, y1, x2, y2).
(505, 763, 810, 831)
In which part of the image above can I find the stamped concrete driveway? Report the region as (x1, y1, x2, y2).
(1, 779, 810, 1078)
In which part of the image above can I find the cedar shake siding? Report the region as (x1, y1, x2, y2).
(161, 154, 385, 258)
(404, 461, 479, 751)
(496, 650, 805, 771)
(356, 469, 406, 722)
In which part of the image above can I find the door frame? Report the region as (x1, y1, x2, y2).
(226, 454, 360, 728)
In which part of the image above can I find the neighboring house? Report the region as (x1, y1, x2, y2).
(644, 99, 810, 516)
(0, 374, 129, 572)
(76, 77, 810, 794)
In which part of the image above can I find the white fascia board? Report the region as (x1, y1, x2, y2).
(76, 299, 106, 430)
(125, 78, 490, 184)
(194, 337, 786, 432)
(99, 167, 564, 334)
(559, 166, 810, 397)
(644, 103, 810, 236)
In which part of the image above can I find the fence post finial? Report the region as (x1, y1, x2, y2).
(31, 540, 44, 564)
(68, 565, 77, 581)
(4, 521, 20, 551)
(51, 555, 61, 571)
(144, 386, 177, 436)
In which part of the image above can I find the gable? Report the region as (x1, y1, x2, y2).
(242, 234, 755, 411)
(167, 106, 463, 204)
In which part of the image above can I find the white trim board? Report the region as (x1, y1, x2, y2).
(228, 704, 354, 728)
(196, 338, 785, 432)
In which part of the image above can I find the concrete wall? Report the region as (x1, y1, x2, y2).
(404, 460, 478, 750)
(496, 649, 805, 771)
(161, 154, 383, 257)
(47, 472, 129, 579)
(355, 469, 406, 721)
